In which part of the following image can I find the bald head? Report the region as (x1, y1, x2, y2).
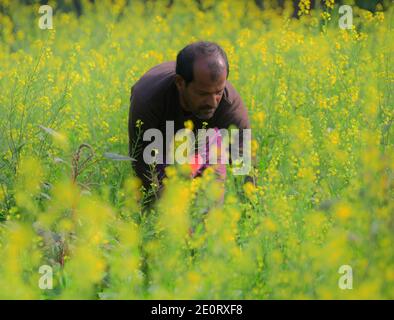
(191, 57, 227, 90)
(176, 41, 229, 85)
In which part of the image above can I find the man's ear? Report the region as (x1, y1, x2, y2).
(174, 75, 185, 91)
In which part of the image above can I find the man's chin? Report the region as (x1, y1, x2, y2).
(195, 111, 214, 120)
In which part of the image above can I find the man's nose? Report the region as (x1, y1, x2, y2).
(207, 94, 219, 108)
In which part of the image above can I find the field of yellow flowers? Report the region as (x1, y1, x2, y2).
(0, 0, 393, 299)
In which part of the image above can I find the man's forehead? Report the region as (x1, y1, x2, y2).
(192, 58, 227, 90)
(192, 63, 227, 91)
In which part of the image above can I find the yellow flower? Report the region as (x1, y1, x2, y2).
(251, 139, 259, 158)
(243, 182, 257, 203)
(0, 185, 6, 202)
(298, 0, 311, 16)
(187, 272, 201, 285)
(335, 203, 352, 221)
(164, 166, 177, 179)
(263, 218, 277, 233)
(184, 120, 194, 131)
(324, 0, 335, 9)
(329, 130, 340, 146)
(321, 12, 331, 21)
(135, 119, 144, 128)
(253, 111, 265, 124)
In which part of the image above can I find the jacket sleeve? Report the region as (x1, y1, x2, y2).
(128, 87, 161, 189)
(217, 83, 254, 171)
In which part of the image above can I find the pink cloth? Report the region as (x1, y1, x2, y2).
(156, 127, 227, 182)
(190, 127, 226, 182)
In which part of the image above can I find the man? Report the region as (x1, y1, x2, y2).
(128, 41, 251, 201)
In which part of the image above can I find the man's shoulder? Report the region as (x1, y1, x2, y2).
(131, 61, 176, 105)
(223, 80, 242, 106)
(214, 80, 250, 129)
(142, 61, 176, 78)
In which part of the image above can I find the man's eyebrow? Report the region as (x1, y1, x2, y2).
(197, 88, 225, 94)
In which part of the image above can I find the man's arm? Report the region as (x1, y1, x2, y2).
(218, 82, 257, 185)
(128, 88, 160, 189)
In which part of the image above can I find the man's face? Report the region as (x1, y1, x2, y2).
(176, 57, 227, 120)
